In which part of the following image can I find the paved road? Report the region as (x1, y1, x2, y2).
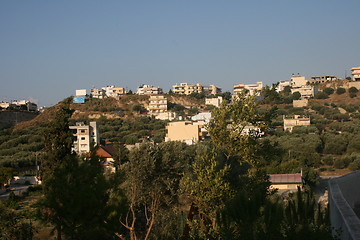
(0, 185, 30, 201)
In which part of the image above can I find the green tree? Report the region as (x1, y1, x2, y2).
(0, 203, 34, 240)
(181, 148, 233, 239)
(39, 98, 111, 240)
(0, 167, 14, 188)
(120, 142, 193, 240)
(208, 91, 267, 164)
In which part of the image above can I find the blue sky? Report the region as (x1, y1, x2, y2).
(1, 0, 359, 106)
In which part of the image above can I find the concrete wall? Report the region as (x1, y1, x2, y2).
(328, 171, 360, 240)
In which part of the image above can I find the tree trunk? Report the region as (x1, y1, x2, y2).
(56, 225, 62, 240)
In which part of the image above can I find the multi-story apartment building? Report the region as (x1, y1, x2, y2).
(310, 75, 338, 83)
(70, 122, 100, 154)
(351, 66, 360, 81)
(90, 88, 106, 99)
(136, 84, 163, 95)
(172, 83, 203, 95)
(283, 115, 310, 132)
(172, 83, 221, 95)
(203, 85, 222, 95)
(148, 95, 167, 113)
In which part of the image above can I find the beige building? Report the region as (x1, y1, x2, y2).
(172, 83, 203, 95)
(293, 99, 308, 108)
(70, 122, 100, 154)
(165, 121, 203, 145)
(290, 75, 308, 88)
(283, 115, 310, 132)
(351, 66, 360, 81)
(111, 87, 126, 97)
(205, 96, 223, 107)
(310, 75, 338, 83)
(148, 95, 167, 113)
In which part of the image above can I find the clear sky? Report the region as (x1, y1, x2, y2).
(1, 0, 359, 107)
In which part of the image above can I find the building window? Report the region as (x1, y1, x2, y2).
(81, 137, 85, 140)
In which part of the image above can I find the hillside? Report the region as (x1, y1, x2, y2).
(1, 86, 360, 177)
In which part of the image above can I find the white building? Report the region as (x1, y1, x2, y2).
(137, 84, 163, 95)
(191, 111, 212, 123)
(155, 111, 177, 121)
(205, 96, 223, 107)
(276, 81, 290, 92)
(172, 83, 221, 95)
(233, 81, 263, 96)
(102, 85, 115, 97)
(70, 122, 100, 154)
(75, 89, 87, 96)
(283, 115, 310, 132)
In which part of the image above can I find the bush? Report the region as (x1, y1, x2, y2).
(349, 160, 360, 171)
(336, 87, 346, 95)
(350, 92, 357, 98)
(322, 156, 334, 166)
(323, 87, 335, 95)
(315, 92, 329, 99)
(349, 87, 359, 94)
(292, 92, 301, 100)
(333, 158, 345, 169)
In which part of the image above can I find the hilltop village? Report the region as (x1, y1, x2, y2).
(1, 66, 360, 239)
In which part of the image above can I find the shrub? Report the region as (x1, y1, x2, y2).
(350, 92, 357, 98)
(349, 87, 359, 94)
(292, 92, 301, 100)
(336, 87, 346, 95)
(322, 156, 334, 166)
(315, 92, 329, 99)
(323, 87, 335, 95)
(333, 158, 345, 169)
(349, 160, 360, 171)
